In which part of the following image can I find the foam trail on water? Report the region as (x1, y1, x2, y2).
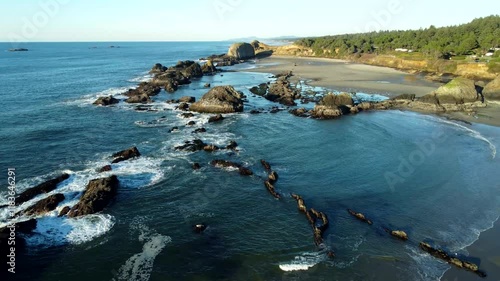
(113, 218, 172, 281)
(279, 251, 324, 272)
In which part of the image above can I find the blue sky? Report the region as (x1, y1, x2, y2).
(0, 0, 498, 42)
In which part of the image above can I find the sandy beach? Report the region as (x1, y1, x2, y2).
(244, 55, 500, 280)
(248, 56, 441, 97)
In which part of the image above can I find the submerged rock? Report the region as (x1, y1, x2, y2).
(210, 160, 253, 176)
(264, 180, 280, 199)
(98, 165, 112, 173)
(190, 86, 244, 113)
(192, 163, 201, 170)
(112, 147, 141, 164)
(260, 160, 271, 170)
(193, 223, 207, 233)
(175, 139, 207, 152)
(268, 171, 279, 184)
(68, 175, 119, 218)
(58, 206, 71, 217)
(15, 174, 70, 205)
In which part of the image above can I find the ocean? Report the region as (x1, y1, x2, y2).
(0, 42, 499, 281)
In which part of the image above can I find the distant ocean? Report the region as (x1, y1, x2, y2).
(1, 42, 499, 281)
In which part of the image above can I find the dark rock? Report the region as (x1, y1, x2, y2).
(98, 165, 112, 173)
(181, 112, 195, 118)
(164, 79, 178, 93)
(178, 96, 196, 103)
(268, 171, 279, 184)
(169, 126, 180, 133)
(290, 108, 309, 117)
(193, 128, 207, 134)
(347, 209, 373, 225)
(9, 48, 29, 52)
(192, 163, 201, 170)
(58, 206, 71, 217)
(112, 147, 141, 164)
(125, 93, 152, 104)
(150, 63, 168, 73)
(201, 60, 218, 75)
(264, 180, 280, 199)
(390, 230, 409, 241)
(226, 141, 238, 150)
(93, 96, 119, 106)
(181, 62, 203, 79)
(204, 83, 211, 88)
(68, 175, 119, 218)
(419, 242, 486, 278)
(267, 77, 300, 106)
(16, 174, 70, 205)
(177, 103, 190, 111)
(208, 114, 225, 123)
(124, 83, 161, 97)
(175, 139, 207, 152)
(190, 86, 244, 113)
(210, 160, 253, 176)
(249, 83, 268, 96)
(260, 160, 271, 170)
(22, 194, 65, 216)
(203, 145, 219, 152)
(194, 223, 207, 233)
(187, 121, 196, 126)
(250, 109, 262, 114)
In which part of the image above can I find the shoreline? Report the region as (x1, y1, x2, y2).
(242, 55, 500, 127)
(240, 54, 500, 279)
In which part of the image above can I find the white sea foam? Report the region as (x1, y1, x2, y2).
(114, 218, 172, 281)
(279, 252, 324, 272)
(432, 117, 497, 159)
(128, 73, 153, 83)
(24, 214, 115, 247)
(63, 86, 133, 107)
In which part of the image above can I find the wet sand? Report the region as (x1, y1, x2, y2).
(247, 56, 441, 97)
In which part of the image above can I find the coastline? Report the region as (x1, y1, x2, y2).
(242, 54, 500, 279)
(243, 55, 500, 127)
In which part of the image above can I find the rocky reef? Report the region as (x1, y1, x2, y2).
(67, 175, 119, 218)
(190, 86, 245, 113)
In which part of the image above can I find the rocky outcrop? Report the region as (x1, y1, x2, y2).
(208, 114, 225, 123)
(264, 180, 280, 199)
(193, 224, 207, 233)
(310, 93, 355, 119)
(347, 209, 373, 225)
(390, 230, 409, 241)
(483, 75, 500, 100)
(22, 194, 65, 216)
(192, 163, 201, 170)
(16, 174, 70, 205)
(423, 77, 480, 104)
(419, 242, 486, 278)
(125, 93, 152, 104)
(93, 96, 119, 106)
(266, 76, 301, 106)
(150, 63, 168, 73)
(227, 42, 255, 60)
(178, 96, 196, 103)
(226, 140, 238, 150)
(201, 60, 218, 75)
(178, 61, 203, 79)
(68, 175, 119, 218)
(210, 160, 253, 176)
(190, 86, 244, 113)
(200, 54, 240, 67)
(175, 139, 207, 152)
(125, 83, 161, 97)
(58, 206, 71, 217)
(260, 160, 271, 170)
(249, 83, 269, 96)
(112, 147, 141, 164)
(291, 194, 330, 249)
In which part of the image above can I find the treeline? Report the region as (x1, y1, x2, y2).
(296, 15, 500, 58)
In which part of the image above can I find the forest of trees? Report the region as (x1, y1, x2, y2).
(296, 15, 500, 59)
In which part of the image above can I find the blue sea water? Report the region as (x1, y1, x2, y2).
(0, 42, 499, 281)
